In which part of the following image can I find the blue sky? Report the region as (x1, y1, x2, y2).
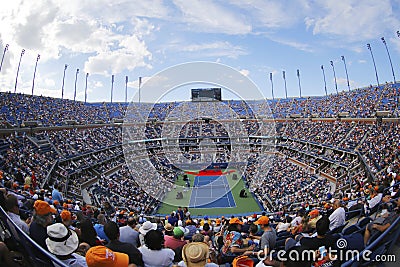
(1, 0, 400, 102)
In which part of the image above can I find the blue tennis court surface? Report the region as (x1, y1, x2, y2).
(189, 175, 236, 208)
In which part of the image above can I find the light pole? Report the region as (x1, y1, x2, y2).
(73, 68, 79, 102)
(61, 64, 68, 99)
(366, 43, 380, 87)
(282, 70, 288, 99)
(138, 76, 142, 103)
(330, 60, 338, 94)
(341, 56, 351, 92)
(321, 65, 328, 96)
(0, 44, 9, 72)
(297, 69, 302, 98)
(110, 74, 114, 103)
(125, 76, 128, 103)
(31, 54, 40, 96)
(14, 49, 25, 93)
(84, 73, 89, 103)
(381, 37, 396, 84)
(269, 72, 274, 101)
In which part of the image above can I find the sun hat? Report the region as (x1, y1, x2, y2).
(164, 223, 174, 232)
(139, 221, 157, 235)
(46, 223, 79, 256)
(182, 242, 209, 267)
(86, 246, 129, 267)
(34, 200, 56, 216)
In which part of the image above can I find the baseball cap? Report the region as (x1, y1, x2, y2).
(229, 217, 243, 225)
(309, 209, 320, 216)
(255, 216, 269, 225)
(60, 210, 72, 221)
(86, 246, 129, 267)
(173, 226, 185, 237)
(33, 200, 56, 216)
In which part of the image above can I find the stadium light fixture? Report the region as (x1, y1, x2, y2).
(74, 68, 79, 102)
(111, 74, 114, 103)
(269, 72, 274, 101)
(0, 43, 9, 73)
(366, 43, 380, 87)
(61, 64, 68, 99)
(125, 76, 128, 103)
(321, 65, 328, 96)
(330, 60, 338, 94)
(31, 54, 40, 96)
(282, 70, 288, 99)
(85, 73, 89, 103)
(341, 56, 351, 92)
(381, 37, 396, 84)
(138, 76, 142, 104)
(14, 49, 25, 93)
(296, 69, 302, 98)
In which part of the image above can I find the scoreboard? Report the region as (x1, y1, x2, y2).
(191, 88, 221, 102)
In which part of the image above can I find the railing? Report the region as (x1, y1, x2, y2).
(355, 151, 376, 182)
(0, 206, 68, 267)
(41, 159, 58, 188)
(341, 216, 400, 267)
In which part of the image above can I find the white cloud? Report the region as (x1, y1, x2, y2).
(305, 0, 400, 42)
(337, 77, 356, 88)
(175, 41, 248, 59)
(172, 0, 252, 34)
(270, 37, 314, 52)
(0, 0, 155, 78)
(44, 78, 56, 87)
(230, 0, 309, 29)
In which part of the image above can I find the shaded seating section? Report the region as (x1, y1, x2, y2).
(341, 216, 400, 267)
(0, 206, 68, 267)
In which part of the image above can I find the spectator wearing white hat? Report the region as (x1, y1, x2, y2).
(46, 223, 87, 266)
(138, 221, 157, 246)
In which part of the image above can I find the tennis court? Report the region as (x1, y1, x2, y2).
(189, 175, 236, 208)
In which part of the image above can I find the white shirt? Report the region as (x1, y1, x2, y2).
(119, 225, 140, 247)
(328, 207, 346, 230)
(291, 216, 302, 227)
(138, 245, 175, 267)
(7, 212, 29, 234)
(178, 261, 218, 267)
(276, 222, 290, 232)
(53, 253, 88, 267)
(364, 193, 382, 213)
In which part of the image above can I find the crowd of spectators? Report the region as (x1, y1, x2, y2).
(0, 83, 399, 266)
(1, 176, 399, 266)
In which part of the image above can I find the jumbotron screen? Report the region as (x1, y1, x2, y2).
(191, 88, 222, 102)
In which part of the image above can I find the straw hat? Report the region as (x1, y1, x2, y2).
(182, 242, 209, 267)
